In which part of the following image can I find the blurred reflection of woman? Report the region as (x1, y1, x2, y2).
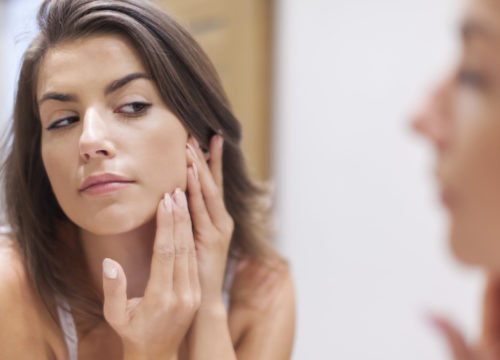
(0, 0, 295, 359)
(413, 0, 500, 358)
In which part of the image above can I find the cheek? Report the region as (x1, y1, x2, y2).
(133, 122, 189, 193)
(448, 103, 500, 269)
(145, 143, 188, 190)
(41, 140, 77, 201)
(454, 110, 500, 198)
(449, 90, 500, 192)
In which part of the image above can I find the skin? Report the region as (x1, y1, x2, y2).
(0, 34, 295, 359)
(413, 0, 500, 358)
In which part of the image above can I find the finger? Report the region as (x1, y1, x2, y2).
(188, 137, 229, 227)
(102, 258, 128, 328)
(429, 314, 472, 360)
(208, 135, 224, 193)
(189, 137, 212, 175)
(146, 193, 175, 298)
(185, 152, 212, 231)
(188, 227, 201, 303)
(172, 188, 194, 295)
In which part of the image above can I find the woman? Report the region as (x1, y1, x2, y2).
(413, 0, 500, 358)
(0, 0, 295, 359)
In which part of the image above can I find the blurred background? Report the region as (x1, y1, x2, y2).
(0, 0, 485, 358)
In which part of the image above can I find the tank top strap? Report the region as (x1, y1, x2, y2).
(222, 257, 238, 310)
(55, 295, 78, 360)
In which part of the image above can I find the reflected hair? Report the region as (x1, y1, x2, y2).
(1, 0, 277, 332)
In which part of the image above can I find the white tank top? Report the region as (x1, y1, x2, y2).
(55, 258, 237, 360)
(54, 295, 78, 360)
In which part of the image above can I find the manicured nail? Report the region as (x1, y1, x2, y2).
(216, 135, 224, 149)
(425, 312, 447, 332)
(163, 193, 172, 213)
(186, 143, 199, 160)
(192, 162, 198, 180)
(192, 137, 200, 149)
(174, 187, 187, 208)
(103, 258, 117, 279)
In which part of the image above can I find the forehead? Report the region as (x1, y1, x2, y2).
(37, 34, 146, 96)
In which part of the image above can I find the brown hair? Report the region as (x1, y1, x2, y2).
(1, 0, 276, 333)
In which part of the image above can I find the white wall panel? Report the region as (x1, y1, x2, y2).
(1, 0, 39, 127)
(272, 0, 482, 359)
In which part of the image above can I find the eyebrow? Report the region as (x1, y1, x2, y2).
(460, 19, 496, 42)
(105, 73, 151, 95)
(38, 72, 152, 105)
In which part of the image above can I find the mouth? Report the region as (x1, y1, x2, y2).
(439, 188, 453, 209)
(434, 163, 455, 209)
(79, 173, 135, 196)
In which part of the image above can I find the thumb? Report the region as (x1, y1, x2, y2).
(102, 257, 128, 329)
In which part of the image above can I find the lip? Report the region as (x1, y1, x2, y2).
(79, 173, 135, 195)
(439, 187, 455, 210)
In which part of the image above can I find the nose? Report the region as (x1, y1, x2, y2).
(79, 108, 116, 161)
(412, 75, 454, 152)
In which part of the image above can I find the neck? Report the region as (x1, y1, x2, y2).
(79, 220, 155, 299)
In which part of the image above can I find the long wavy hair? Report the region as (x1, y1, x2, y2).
(0, 0, 276, 334)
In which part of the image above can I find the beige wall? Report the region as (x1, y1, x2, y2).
(156, 0, 272, 181)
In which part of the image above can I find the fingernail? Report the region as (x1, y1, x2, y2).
(216, 135, 224, 149)
(192, 162, 198, 180)
(103, 258, 118, 279)
(192, 137, 200, 149)
(174, 187, 187, 208)
(425, 312, 446, 332)
(186, 143, 199, 160)
(163, 193, 172, 213)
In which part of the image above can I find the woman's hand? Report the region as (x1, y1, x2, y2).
(429, 313, 496, 360)
(101, 188, 201, 359)
(184, 134, 238, 359)
(185, 134, 234, 307)
(430, 275, 500, 360)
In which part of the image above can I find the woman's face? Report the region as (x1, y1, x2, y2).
(413, 0, 500, 270)
(37, 34, 188, 235)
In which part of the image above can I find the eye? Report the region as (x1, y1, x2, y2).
(116, 102, 152, 116)
(46, 116, 79, 131)
(457, 69, 488, 89)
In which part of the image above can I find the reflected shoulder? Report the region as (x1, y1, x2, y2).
(230, 257, 295, 313)
(228, 257, 296, 359)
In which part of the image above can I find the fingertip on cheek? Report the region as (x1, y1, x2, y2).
(186, 143, 198, 162)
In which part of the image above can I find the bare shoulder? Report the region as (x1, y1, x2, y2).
(228, 257, 295, 359)
(0, 235, 54, 359)
(230, 257, 295, 312)
(0, 234, 30, 298)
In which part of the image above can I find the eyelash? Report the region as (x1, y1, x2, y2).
(457, 69, 488, 89)
(46, 102, 152, 131)
(116, 102, 152, 116)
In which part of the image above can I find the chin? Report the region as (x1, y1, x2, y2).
(73, 206, 156, 236)
(449, 230, 479, 266)
(449, 221, 500, 271)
